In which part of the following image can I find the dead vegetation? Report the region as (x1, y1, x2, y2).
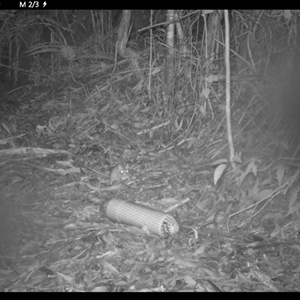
(0, 10, 300, 292)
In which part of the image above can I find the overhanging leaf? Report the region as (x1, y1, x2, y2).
(214, 163, 227, 185)
(201, 87, 211, 99)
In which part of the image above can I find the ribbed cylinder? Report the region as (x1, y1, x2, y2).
(103, 199, 179, 238)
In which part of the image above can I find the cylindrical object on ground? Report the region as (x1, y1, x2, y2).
(103, 199, 179, 238)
